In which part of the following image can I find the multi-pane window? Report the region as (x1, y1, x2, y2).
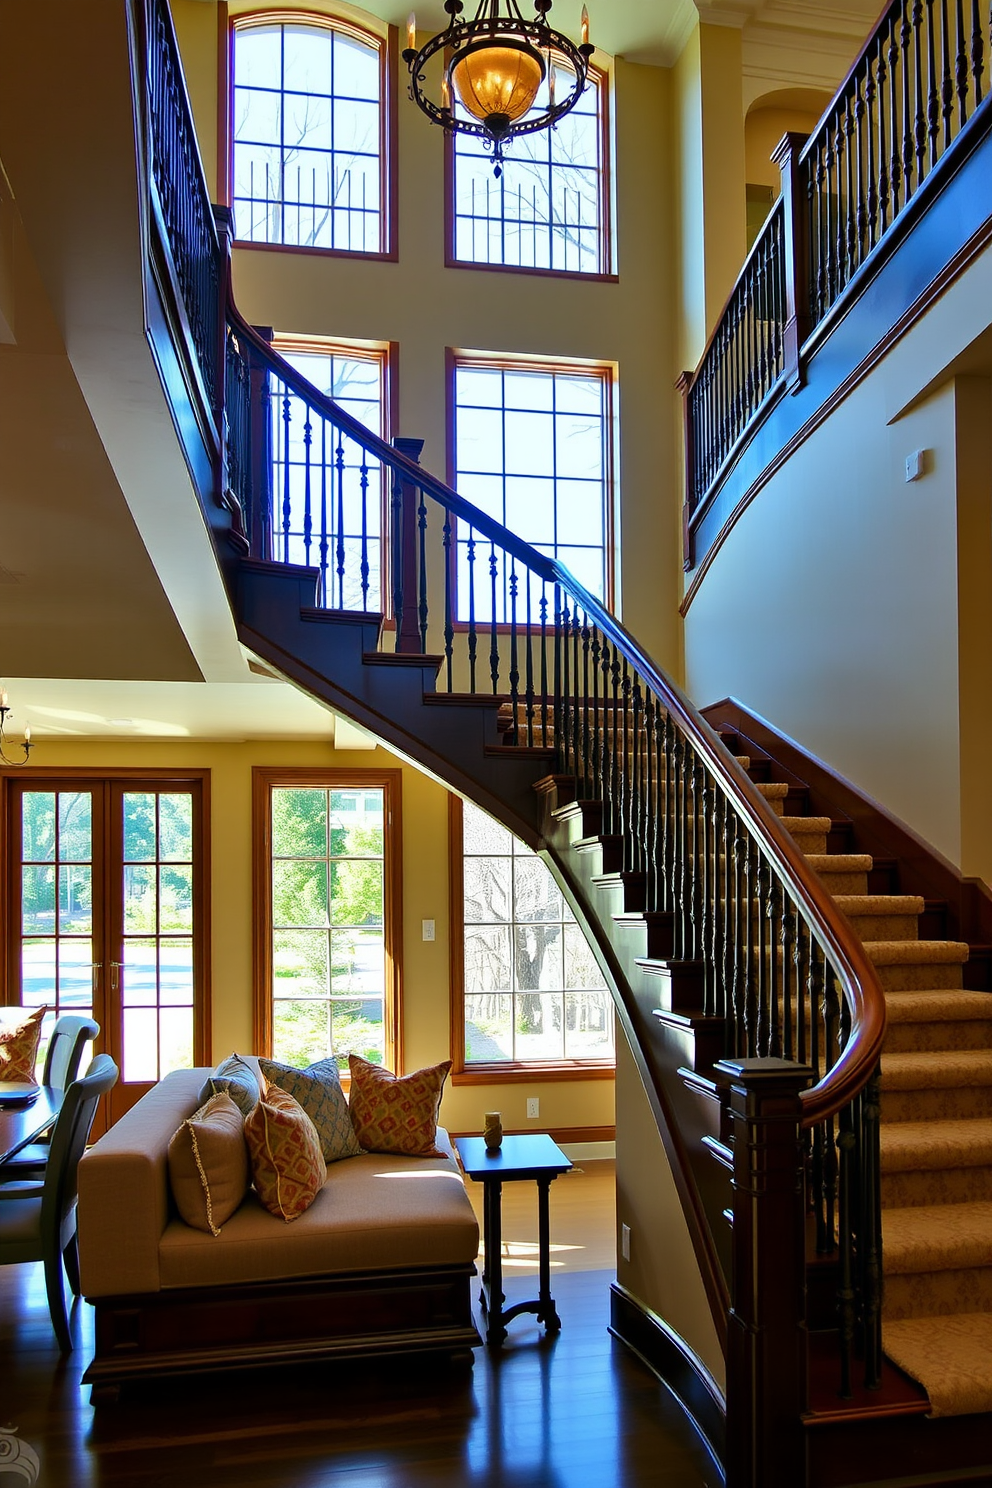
(20, 790, 95, 1051)
(461, 800, 613, 1066)
(267, 781, 393, 1071)
(452, 356, 614, 618)
(270, 338, 387, 608)
(451, 63, 608, 274)
(232, 17, 389, 252)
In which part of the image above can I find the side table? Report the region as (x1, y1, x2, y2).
(455, 1132, 573, 1347)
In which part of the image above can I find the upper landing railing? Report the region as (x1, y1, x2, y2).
(682, 0, 992, 548)
(139, 0, 889, 1411)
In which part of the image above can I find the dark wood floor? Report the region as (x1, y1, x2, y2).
(0, 1263, 722, 1487)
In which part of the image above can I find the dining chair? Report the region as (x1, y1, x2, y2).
(0, 1015, 100, 1180)
(0, 1054, 118, 1352)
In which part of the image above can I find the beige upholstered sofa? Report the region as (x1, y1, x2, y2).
(77, 1067, 481, 1398)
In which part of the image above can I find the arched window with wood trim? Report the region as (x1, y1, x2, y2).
(229, 11, 395, 256)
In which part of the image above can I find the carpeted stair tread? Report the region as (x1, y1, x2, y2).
(882, 1313, 992, 1416)
(805, 853, 874, 873)
(881, 1202, 992, 1273)
(832, 894, 925, 915)
(881, 1051, 992, 1088)
(863, 939, 970, 966)
(755, 782, 789, 799)
(781, 815, 832, 832)
(879, 1119, 992, 1172)
(884, 990, 992, 1022)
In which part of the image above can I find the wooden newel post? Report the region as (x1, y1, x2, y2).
(715, 1056, 812, 1488)
(248, 325, 274, 562)
(771, 132, 811, 391)
(676, 370, 695, 571)
(391, 437, 425, 653)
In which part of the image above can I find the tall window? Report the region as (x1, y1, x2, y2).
(254, 769, 401, 1072)
(231, 16, 392, 254)
(451, 353, 615, 617)
(452, 798, 613, 1074)
(270, 336, 389, 608)
(449, 63, 610, 275)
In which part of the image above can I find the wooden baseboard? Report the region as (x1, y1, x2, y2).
(609, 1282, 726, 1478)
(449, 1125, 615, 1145)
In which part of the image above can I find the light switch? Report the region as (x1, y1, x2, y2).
(422, 919, 435, 941)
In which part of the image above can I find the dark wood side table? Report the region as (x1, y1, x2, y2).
(455, 1133, 573, 1347)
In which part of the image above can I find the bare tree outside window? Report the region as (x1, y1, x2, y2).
(232, 21, 384, 252)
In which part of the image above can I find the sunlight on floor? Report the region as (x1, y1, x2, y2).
(463, 1158, 616, 1276)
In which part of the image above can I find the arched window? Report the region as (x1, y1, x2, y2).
(230, 14, 393, 255)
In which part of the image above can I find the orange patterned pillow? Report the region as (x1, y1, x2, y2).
(244, 1083, 326, 1221)
(347, 1055, 451, 1157)
(0, 1006, 47, 1085)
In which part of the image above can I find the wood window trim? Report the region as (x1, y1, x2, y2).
(0, 767, 212, 1067)
(447, 793, 614, 1084)
(252, 766, 403, 1072)
(445, 345, 618, 618)
(443, 61, 614, 280)
(223, 8, 399, 262)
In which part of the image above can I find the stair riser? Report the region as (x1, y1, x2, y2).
(790, 831, 829, 853)
(875, 963, 965, 991)
(881, 1087, 992, 1122)
(881, 1166, 992, 1207)
(884, 1022, 992, 1053)
(844, 915, 921, 941)
(883, 1268, 992, 1321)
(815, 873, 869, 894)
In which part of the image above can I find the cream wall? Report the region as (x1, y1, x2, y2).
(31, 737, 615, 1135)
(683, 245, 992, 879)
(744, 103, 825, 192)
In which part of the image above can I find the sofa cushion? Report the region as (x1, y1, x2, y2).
(258, 1056, 362, 1163)
(244, 1084, 326, 1221)
(0, 1004, 46, 1084)
(157, 1134, 480, 1289)
(347, 1055, 451, 1157)
(167, 1091, 250, 1236)
(199, 1052, 260, 1117)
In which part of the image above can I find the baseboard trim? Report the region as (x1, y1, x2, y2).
(609, 1282, 726, 1479)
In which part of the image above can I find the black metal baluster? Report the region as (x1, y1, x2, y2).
(714, 791, 729, 1023)
(359, 454, 371, 610)
(645, 696, 658, 914)
(888, 13, 903, 217)
(302, 412, 313, 568)
(630, 680, 642, 874)
(418, 488, 430, 654)
(539, 587, 549, 749)
(390, 467, 404, 652)
(467, 533, 478, 692)
(282, 388, 293, 564)
(560, 596, 572, 775)
(442, 512, 454, 690)
(673, 731, 686, 958)
(524, 579, 535, 747)
(619, 656, 631, 846)
(688, 752, 701, 965)
(866, 56, 879, 251)
(580, 616, 592, 800)
(318, 421, 329, 603)
(601, 638, 615, 836)
(942, 0, 955, 147)
(334, 435, 346, 608)
(574, 609, 586, 797)
(913, 0, 927, 190)
(926, 0, 940, 169)
(553, 587, 564, 774)
(660, 713, 674, 917)
(508, 564, 520, 741)
(956, 0, 970, 121)
(743, 839, 756, 1055)
(861, 1064, 884, 1389)
(489, 545, 500, 694)
(837, 1099, 858, 1398)
(970, 0, 984, 105)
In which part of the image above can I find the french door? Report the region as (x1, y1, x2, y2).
(3, 773, 209, 1129)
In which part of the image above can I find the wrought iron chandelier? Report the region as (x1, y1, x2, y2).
(0, 687, 32, 766)
(403, 0, 594, 177)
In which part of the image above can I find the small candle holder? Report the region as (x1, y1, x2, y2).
(483, 1110, 502, 1151)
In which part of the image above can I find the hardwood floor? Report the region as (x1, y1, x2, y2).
(0, 1162, 722, 1488)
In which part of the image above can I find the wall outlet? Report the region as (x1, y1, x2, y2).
(421, 918, 435, 941)
(621, 1223, 631, 1262)
(526, 1096, 540, 1119)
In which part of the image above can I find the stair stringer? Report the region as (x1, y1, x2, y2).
(535, 778, 733, 1354)
(236, 558, 549, 846)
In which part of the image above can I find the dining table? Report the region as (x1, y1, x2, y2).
(0, 1084, 62, 1167)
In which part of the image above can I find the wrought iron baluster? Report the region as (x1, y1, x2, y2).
(467, 533, 478, 691)
(942, 0, 955, 147)
(645, 696, 658, 913)
(334, 434, 346, 609)
(574, 609, 585, 797)
(866, 57, 879, 250)
(631, 680, 643, 875)
(539, 587, 549, 750)
(509, 564, 520, 739)
(319, 422, 329, 603)
(955, 0, 970, 120)
(524, 580, 535, 747)
(580, 616, 592, 799)
(888, 14, 903, 217)
(837, 1100, 858, 1398)
(489, 545, 500, 694)
(590, 629, 601, 798)
(359, 454, 371, 610)
(673, 731, 687, 959)
(418, 488, 430, 654)
(661, 713, 674, 918)
(861, 1064, 884, 1389)
(391, 468, 404, 652)
(302, 412, 313, 567)
(553, 587, 564, 774)
(971, 0, 984, 105)
(442, 512, 454, 690)
(282, 389, 293, 564)
(688, 752, 701, 965)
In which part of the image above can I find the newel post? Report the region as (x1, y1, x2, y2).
(391, 437, 426, 653)
(248, 325, 274, 562)
(771, 132, 811, 390)
(676, 369, 695, 571)
(715, 1056, 811, 1488)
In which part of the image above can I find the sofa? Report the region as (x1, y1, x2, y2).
(77, 1068, 481, 1398)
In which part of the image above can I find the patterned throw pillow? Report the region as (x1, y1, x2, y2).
(168, 1091, 250, 1236)
(347, 1055, 452, 1158)
(244, 1084, 326, 1221)
(0, 1005, 47, 1085)
(199, 1052, 260, 1117)
(258, 1057, 362, 1163)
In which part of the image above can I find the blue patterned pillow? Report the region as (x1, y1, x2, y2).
(199, 1052, 260, 1118)
(259, 1057, 362, 1163)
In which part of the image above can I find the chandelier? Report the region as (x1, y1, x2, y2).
(0, 687, 32, 766)
(403, 1, 594, 177)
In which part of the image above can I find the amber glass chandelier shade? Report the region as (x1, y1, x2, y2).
(449, 41, 545, 127)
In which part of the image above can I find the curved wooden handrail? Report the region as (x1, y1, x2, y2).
(230, 293, 887, 1126)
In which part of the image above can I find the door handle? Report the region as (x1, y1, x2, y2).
(109, 961, 123, 992)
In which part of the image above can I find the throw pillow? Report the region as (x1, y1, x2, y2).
(244, 1084, 326, 1221)
(167, 1091, 250, 1236)
(347, 1055, 451, 1158)
(259, 1057, 362, 1163)
(199, 1051, 260, 1117)
(0, 1005, 47, 1085)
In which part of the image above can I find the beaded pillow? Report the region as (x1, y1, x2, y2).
(244, 1084, 326, 1221)
(258, 1057, 362, 1163)
(0, 1005, 47, 1085)
(347, 1055, 451, 1158)
(167, 1091, 250, 1236)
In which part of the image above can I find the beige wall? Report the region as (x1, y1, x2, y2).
(744, 104, 825, 192)
(683, 245, 992, 878)
(30, 737, 615, 1135)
